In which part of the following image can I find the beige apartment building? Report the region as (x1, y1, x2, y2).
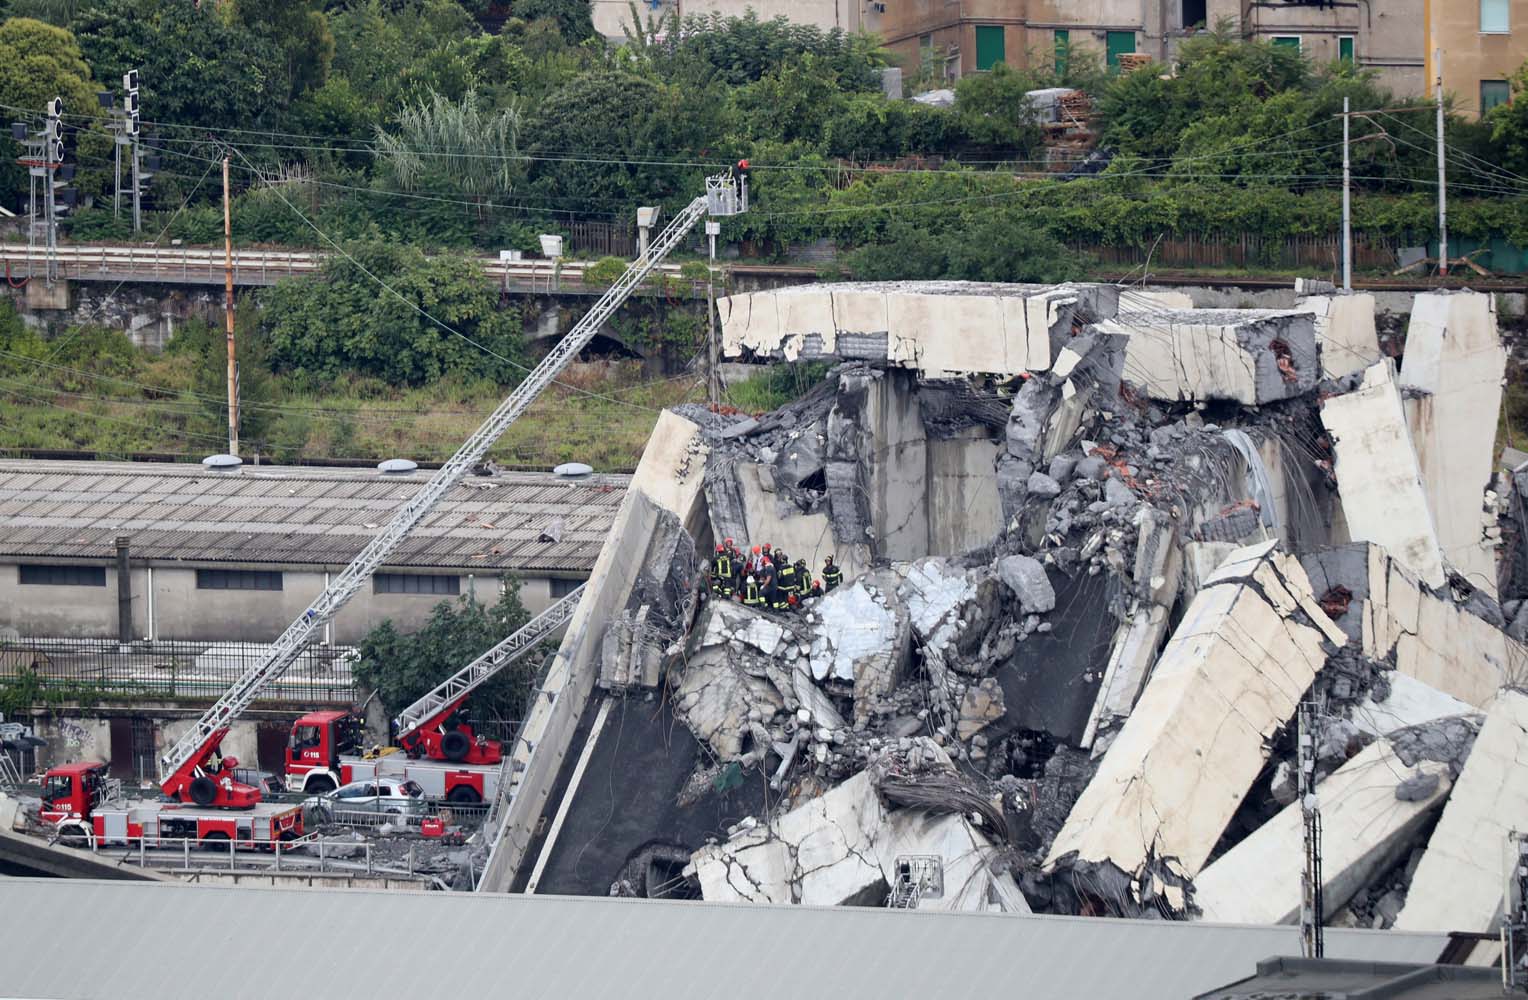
(589, 0, 1523, 116)
(877, 1, 1425, 94)
(593, 0, 885, 40)
(1428, 0, 1528, 115)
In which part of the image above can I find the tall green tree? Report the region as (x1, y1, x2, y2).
(355, 577, 539, 722)
(0, 18, 98, 210)
(232, 0, 334, 103)
(513, 0, 594, 43)
(259, 240, 525, 386)
(1491, 61, 1528, 178)
(72, 0, 287, 130)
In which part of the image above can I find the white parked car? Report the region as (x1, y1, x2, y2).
(310, 779, 426, 818)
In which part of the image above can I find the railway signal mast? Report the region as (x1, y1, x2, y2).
(12, 98, 66, 284)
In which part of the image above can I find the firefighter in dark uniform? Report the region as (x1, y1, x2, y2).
(775, 550, 798, 600)
(792, 558, 811, 598)
(712, 543, 734, 598)
(822, 555, 843, 592)
(742, 575, 764, 606)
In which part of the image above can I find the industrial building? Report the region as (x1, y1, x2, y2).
(0, 459, 626, 645)
(0, 877, 1457, 1000)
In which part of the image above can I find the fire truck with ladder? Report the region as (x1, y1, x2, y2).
(34, 174, 746, 846)
(40, 760, 303, 851)
(284, 581, 584, 803)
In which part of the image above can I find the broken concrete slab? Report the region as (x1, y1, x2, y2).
(722, 281, 1160, 379)
(956, 678, 1006, 741)
(718, 282, 1109, 377)
(1100, 309, 1319, 406)
(1195, 736, 1454, 925)
(1395, 689, 1528, 933)
(692, 761, 1029, 912)
(808, 576, 912, 722)
(1299, 293, 1381, 380)
(897, 558, 1002, 667)
(997, 554, 1055, 613)
(691, 770, 889, 906)
(1320, 361, 1446, 588)
(1044, 540, 1342, 879)
(1303, 543, 1527, 709)
(1399, 291, 1505, 598)
(1350, 672, 1477, 739)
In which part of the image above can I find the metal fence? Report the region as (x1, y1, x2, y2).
(1068, 231, 1407, 272)
(0, 638, 358, 704)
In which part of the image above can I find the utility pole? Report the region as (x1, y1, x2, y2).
(705, 220, 722, 409)
(1341, 96, 1351, 293)
(1297, 700, 1324, 959)
(222, 155, 239, 458)
(1435, 49, 1448, 277)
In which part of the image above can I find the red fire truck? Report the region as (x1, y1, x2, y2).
(284, 583, 583, 803)
(40, 760, 302, 851)
(286, 710, 498, 803)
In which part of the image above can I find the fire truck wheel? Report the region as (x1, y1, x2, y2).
(59, 826, 88, 849)
(189, 776, 218, 806)
(446, 785, 481, 804)
(305, 775, 335, 794)
(440, 730, 471, 762)
(201, 832, 231, 853)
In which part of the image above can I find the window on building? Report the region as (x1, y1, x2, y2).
(1483, 80, 1512, 113)
(549, 577, 582, 599)
(1482, 0, 1510, 33)
(1339, 35, 1355, 65)
(195, 569, 282, 591)
(1183, 0, 1207, 30)
(374, 572, 459, 596)
(1054, 29, 1070, 75)
(1272, 36, 1301, 52)
(19, 564, 106, 586)
(1106, 31, 1136, 73)
(974, 25, 1005, 71)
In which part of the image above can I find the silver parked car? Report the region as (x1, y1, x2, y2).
(311, 779, 427, 819)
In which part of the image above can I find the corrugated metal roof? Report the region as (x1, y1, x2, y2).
(0, 460, 629, 573)
(0, 878, 1449, 1000)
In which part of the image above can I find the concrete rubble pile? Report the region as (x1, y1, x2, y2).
(583, 281, 1528, 927)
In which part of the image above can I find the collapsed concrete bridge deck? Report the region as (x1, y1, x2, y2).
(480, 280, 1526, 941)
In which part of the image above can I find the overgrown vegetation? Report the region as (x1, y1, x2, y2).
(3, 4, 1528, 462)
(353, 576, 542, 722)
(3, 6, 1521, 269)
(0, 296, 710, 467)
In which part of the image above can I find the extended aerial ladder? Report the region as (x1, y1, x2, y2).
(159, 175, 747, 807)
(393, 583, 585, 765)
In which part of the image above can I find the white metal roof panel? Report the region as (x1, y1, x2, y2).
(0, 460, 628, 572)
(0, 878, 1451, 1000)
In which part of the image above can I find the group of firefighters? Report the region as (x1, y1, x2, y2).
(706, 538, 843, 613)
